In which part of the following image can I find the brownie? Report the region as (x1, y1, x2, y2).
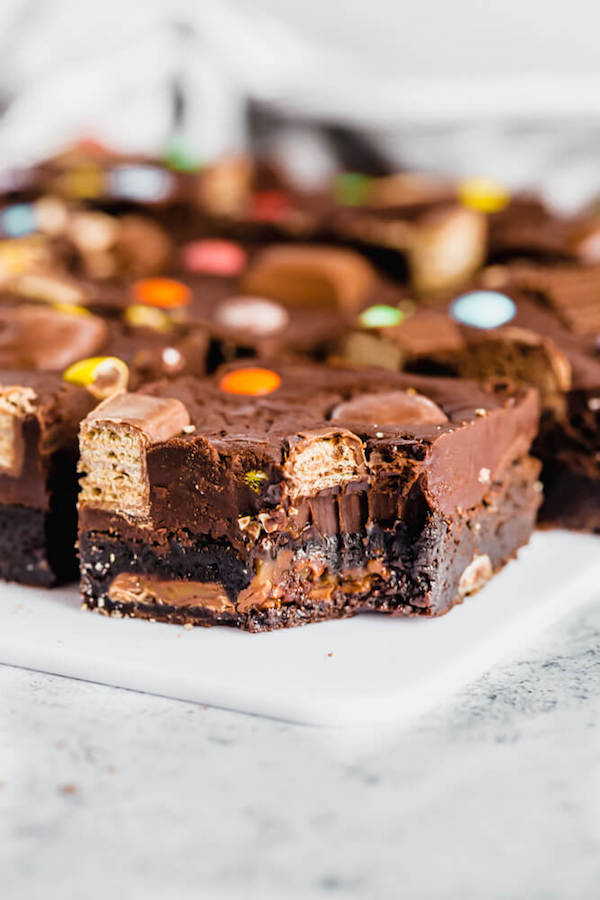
(334, 263, 600, 532)
(0, 371, 95, 585)
(77, 363, 541, 630)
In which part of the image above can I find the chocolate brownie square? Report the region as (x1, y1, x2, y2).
(77, 363, 541, 630)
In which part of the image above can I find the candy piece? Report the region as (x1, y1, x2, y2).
(0, 237, 48, 279)
(248, 190, 291, 223)
(162, 139, 202, 173)
(1, 204, 37, 238)
(198, 155, 253, 216)
(132, 277, 191, 309)
(109, 165, 174, 203)
(219, 367, 281, 396)
(242, 245, 375, 312)
(331, 390, 448, 427)
(124, 304, 173, 332)
(12, 273, 85, 306)
(284, 429, 367, 498)
(243, 469, 269, 493)
(334, 173, 372, 206)
(0, 385, 37, 476)
(66, 163, 104, 198)
(118, 215, 172, 276)
(68, 211, 119, 253)
(213, 296, 290, 336)
(34, 196, 69, 235)
(0, 306, 108, 371)
(63, 356, 129, 399)
(181, 239, 247, 276)
(451, 291, 517, 329)
(79, 393, 191, 518)
(458, 177, 510, 214)
(409, 206, 487, 295)
(359, 304, 404, 328)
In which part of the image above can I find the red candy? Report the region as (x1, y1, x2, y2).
(248, 191, 291, 223)
(181, 239, 247, 276)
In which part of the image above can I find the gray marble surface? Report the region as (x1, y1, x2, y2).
(1, 599, 599, 900)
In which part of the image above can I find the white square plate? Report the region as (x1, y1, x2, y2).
(1, 530, 598, 726)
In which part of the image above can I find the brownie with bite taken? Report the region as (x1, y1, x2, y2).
(77, 363, 541, 630)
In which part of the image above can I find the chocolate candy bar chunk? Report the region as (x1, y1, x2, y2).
(78, 364, 541, 630)
(0, 371, 95, 585)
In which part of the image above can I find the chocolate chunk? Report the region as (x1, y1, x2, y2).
(330, 390, 449, 427)
(0, 305, 108, 370)
(241, 245, 376, 312)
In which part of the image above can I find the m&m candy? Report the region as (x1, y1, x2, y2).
(458, 177, 510, 214)
(67, 163, 104, 198)
(1, 203, 37, 238)
(109, 165, 174, 203)
(334, 172, 372, 207)
(63, 356, 129, 399)
(450, 291, 517, 329)
(213, 296, 289, 336)
(132, 278, 191, 309)
(219, 367, 282, 396)
(248, 191, 291, 223)
(124, 304, 173, 332)
(163, 139, 202, 173)
(359, 304, 404, 329)
(181, 239, 247, 276)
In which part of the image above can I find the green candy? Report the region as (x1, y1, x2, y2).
(162, 139, 203, 173)
(334, 172, 372, 206)
(243, 469, 269, 493)
(359, 305, 405, 329)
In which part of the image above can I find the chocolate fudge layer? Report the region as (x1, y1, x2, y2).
(0, 372, 95, 585)
(78, 364, 541, 630)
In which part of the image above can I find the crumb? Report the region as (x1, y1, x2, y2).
(59, 784, 78, 796)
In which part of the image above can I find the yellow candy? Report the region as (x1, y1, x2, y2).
(458, 177, 510, 214)
(51, 303, 91, 317)
(63, 356, 129, 399)
(124, 304, 173, 332)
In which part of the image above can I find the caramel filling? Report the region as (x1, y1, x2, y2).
(108, 573, 234, 612)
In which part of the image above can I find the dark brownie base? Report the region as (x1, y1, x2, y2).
(80, 456, 541, 631)
(538, 463, 600, 532)
(0, 503, 79, 587)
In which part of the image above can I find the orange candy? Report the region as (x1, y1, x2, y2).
(219, 367, 281, 396)
(132, 277, 191, 309)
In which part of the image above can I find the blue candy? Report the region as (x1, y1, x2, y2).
(1, 203, 37, 237)
(450, 291, 516, 329)
(109, 165, 174, 202)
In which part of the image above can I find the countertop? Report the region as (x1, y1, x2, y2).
(1, 599, 599, 900)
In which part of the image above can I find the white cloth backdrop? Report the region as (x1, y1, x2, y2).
(0, 0, 599, 208)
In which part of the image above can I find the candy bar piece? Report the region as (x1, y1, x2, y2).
(0, 372, 95, 585)
(78, 363, 540, 631)
(328, 173, 488, 294)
